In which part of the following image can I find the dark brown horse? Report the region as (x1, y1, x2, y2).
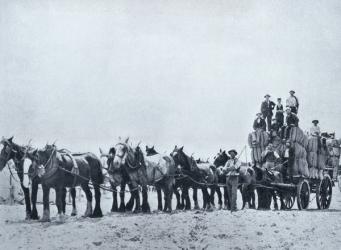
(170, 146, 215, 210)
(31, 144, 103, 222)
(0, 137, 77, 219)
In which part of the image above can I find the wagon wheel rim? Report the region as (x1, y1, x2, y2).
(321, 177, 332, 209)
(297, 180, 310, 210)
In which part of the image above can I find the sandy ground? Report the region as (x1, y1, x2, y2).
(1, 187, 341, 250)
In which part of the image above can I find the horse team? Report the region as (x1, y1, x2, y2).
(0, 136, 255, 222)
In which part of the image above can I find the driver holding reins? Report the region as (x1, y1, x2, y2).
(224, 149, 241, 212)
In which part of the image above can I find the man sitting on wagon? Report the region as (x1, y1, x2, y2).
(281, 107, 299, 141)
(224, 149, 241, 212)
(251, 112, 267, 146)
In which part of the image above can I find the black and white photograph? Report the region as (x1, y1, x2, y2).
(1, 1, 341, 249)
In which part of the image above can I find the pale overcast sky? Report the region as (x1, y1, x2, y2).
(1, 0, 341, 159)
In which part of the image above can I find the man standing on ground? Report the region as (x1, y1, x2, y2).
(286, 90, 299, 114)
(261, 94, 276, 131)
(224, 149, 241, 212)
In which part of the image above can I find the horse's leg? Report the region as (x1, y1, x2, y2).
(19, 180, 31, 220)
(174, 187, 182, 210)
(133, 186, 141, 213)
(125, 184, 135, 211)
(248, 187, 256, 209)
(166, 180, 173, 212)
(110, 182, 118, 212)
(61, 187, 67, 214)
(272, 191, 279, 210)
(224, 186, 230, 210)
(210, 186, 216, 207)
(30, 179, 39, 220)
(70, 187, 77, 216)
(81, 183, 93, 217)
(157, 187, 163, 211)
(92, 184, 103, 217)
(241, 185, 247, 210)
(41, 184, 50, 222)
(141, 186, 150, 213)
(193, 187, 199, 210)
(119, 183, 126, 212)
(162, 187, 168, 212)
(184, 186, 191, 210)
(216, 186, 223, 209)
(201, 187, 207, 209)
(55, 186, 65, 222)
(202, 187, 212, 210)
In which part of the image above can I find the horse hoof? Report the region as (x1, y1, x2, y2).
(40, 217, 50, 223)
(71, 208, 77, 216)
(92, 208, 103, 218)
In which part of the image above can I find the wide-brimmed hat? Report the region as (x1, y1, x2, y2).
(228, 149, 237, 156)
(312, 120, 319, 124)
(277, 97, 282, 101)
(285, 106, 291, 111)
(264, 94, 271, 98)
(256, 112, 262, 116)
(289, 90, 295, 94)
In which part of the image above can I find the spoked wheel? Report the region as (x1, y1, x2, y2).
(297, 179, 310, 210)
(281, 192, 296, 210)
(316, 175, 332, 209)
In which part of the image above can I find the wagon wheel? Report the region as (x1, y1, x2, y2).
(281, 192, 295, 210)
(316, 175, 332, 209)
(297, 179, 310, 210)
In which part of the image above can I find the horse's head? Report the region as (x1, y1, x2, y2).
(0, 136, 29, 171)
(170, 146, 191, 171)
(146, 145, 158, 156)
(213, 149, 230, 167)
(112, 138, 143, 171)
(0, 136, 15, 171)
(30, 144, 58, 177)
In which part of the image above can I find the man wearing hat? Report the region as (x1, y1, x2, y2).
(253, 112, 266, 131)
(223, 149, 241, 211)
(286, 90, 299, 114)
(310, 120, 321, 136)
(261, 94, 276, 131)
(275, 98, 284, 128)
(282, 107, 300, 140)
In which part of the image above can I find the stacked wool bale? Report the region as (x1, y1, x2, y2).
(287, 127, 309, 177)
(248, 130, 269, 165)
(326, 138, 341, 179)
(306, 136, 319, 179)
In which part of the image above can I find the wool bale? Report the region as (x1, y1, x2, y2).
(307, 137, 318, 153)
(297, 158, 309, 177)
(317, 151, 327, 170)
(289, 127, 305, 146)
(307, 152, 318, 168)
(248, 131, 269, 148)
(251, 146, 265, 163)
(293, 143, 306, 159)
(328, 156, 339, 168)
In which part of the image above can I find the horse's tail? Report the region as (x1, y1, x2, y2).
(87, 154, 104, 185)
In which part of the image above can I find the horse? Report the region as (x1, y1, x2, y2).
(144, 145, 177, 212)
(112, 139, 176, 213)
(145, 146, 170, 211)
(31, 144, 103, 222)
(170, 146, 215, 210)
(0, 137, 77, 219)
(214, 149, 256, 209)
(100, 147, 135, 212)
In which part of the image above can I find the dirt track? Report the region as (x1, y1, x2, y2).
(1, 187, 341, 250)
